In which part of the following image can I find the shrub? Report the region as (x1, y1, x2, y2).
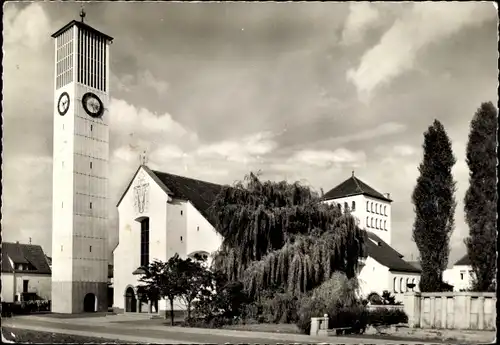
(366, 308, 408, 326)
(261, 292, 299, 324)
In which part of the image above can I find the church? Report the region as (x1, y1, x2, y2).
(113, 167, 421, 315)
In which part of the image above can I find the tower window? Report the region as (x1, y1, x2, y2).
(89, 245, 92, 252)
(62, 202, 64, 208)
(61, 245, 63, 252)
(352, 201, 356, 211)
(90, 162, 93, 169)
(197, 226, 199, 231)
(180, 236, 183, 242)
(180, 210, 183, 216)
(140, 218, 150, 267)
(90, 202, 92, 209)
(90, 124, 93, 132)
(62, 161, 64, 167)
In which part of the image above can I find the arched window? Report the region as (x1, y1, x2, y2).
(406, 278, 410, 292)
(366, 201, 369, 211)
(384, 220, 387, 230)
(139, 217, 150, 267)
(399, 278, 404, 293)
(375, 219, 378, 228)
(337, 204, 341, 212)
(352, 201, 356, 211)
(371, 202, 373, 212)
(371, 218, 374, 227)
(375, 204, 378, 214)
(366, 217, 369, 227)
(393, 278, 397, 292)
(384, 206, 387, 216)
(344, 202, 348, 211)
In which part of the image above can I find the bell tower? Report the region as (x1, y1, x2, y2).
(51, 10, 113, 313)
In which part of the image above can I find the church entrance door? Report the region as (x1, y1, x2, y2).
(83, 293, 96, 312)
(125, 287, 137, 312)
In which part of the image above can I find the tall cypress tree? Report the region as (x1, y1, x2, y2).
(464, 102, 498, 292)
(412, 120, 457, 292)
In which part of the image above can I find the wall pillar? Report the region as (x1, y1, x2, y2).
(404, 292, 421, 328)
(310, 317, 321, 336)
(478, 296, 485, 330)
(430, 296, 436, 328)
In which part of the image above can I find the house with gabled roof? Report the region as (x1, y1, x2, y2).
(443, 253, 475, 291)
(1, 242, 52, 302)
(322, 172, 421, 302)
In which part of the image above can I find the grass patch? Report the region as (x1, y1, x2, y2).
(2, 327, 134, 344)
(221, 323, 301, 334)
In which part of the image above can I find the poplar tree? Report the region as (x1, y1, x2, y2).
(464, 102, 498, 292)
(412, 120, 457, 292)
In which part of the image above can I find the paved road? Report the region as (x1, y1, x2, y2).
(2, 316, 436, 344)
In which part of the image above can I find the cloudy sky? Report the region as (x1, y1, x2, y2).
(2, 2, 497, 265)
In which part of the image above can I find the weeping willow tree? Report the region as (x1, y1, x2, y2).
(210, 172, 366, 298)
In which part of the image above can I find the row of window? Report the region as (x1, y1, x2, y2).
(366, 201, 387, 215)
(77, 29, 107, 91)
(366, 217, 387, 230)
(393, 277, 419, 293)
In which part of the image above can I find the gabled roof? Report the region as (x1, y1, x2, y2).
(151, 169, 224, 225)
(454, 254, 471, 266)
(1, 242, 51, 274)
(363, 232, 420, 273)
(408, 261, 422, 271)
(116, 165, 225, 226)
(323, 174, 392, 202)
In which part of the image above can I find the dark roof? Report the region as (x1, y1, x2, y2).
(1, 242, 51, 274)
(51, 20, 113, 41)
(408, 261, 422, 270)
(454, 254, 470, 266)
(364, 232, 421, 273)
(151, 169, 224, 225)
(45, 256, 52, 266)
(323, 174, 392, 202)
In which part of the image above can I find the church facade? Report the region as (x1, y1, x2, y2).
(113, 165, 223, 314)
(113, 168, 421, 313)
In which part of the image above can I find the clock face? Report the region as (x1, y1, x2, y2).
(82, 92, 104, 118)
(57, 92, 70, 116)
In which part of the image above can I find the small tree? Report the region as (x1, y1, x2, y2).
(464, 102, 498, 292)
(138, 255, 185, 325)
(412, 119, 457, 292)
(178, 256, 213, 319)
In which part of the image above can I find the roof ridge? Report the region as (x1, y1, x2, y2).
(151, 169, 223, 187)
(352, 176, 364, 194)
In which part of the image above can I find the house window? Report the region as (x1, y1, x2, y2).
(140, 218, 150, 267)
(197, 226, 200, 231)
(384, 206, 387, 216)
(460, 271, 465, 280)
(384, 220, 387, 230)
(61, 245, 63, 252)
(23, 280, 29, 293)
(366, 201, 369, 211)
(393, 277, 397, 292)
(375, 204, 378, 214)
(375, 219, 378, 229)
(371, 202, 373, 212)
(344, 202, 348, 211)
(371, 218, 373, 227)
(366, 217, 369, 227)
(400, 278, 404, 293)
(352, 201, 356, 211)
(406, 278, 410, 292)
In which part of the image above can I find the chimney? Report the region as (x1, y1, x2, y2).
(385, 193, 391, 199)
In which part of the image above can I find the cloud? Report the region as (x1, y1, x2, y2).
(375, 144, 417, 157)
(347, 2, 496, 100)
(341, 3, 380, 45)
(112, 70, 169, 96)
(195, 131, 278, 164)
(288, 148, 366, 168)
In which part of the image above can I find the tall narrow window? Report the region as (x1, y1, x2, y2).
(384, 206, 387, 216)
(371, 202, 373, 212)
(344, 202, 348, 211)
(89, 202, 92, 209)
(90, 162, 93, 169)
(89, 245, 92, 252)
(90, 124, 93, 132)
(366, 201, 369, 211)
(371, 218, 373, 227)
(23, 280, 29, 293)
(393, 278, 397, 292)
(140, 218, 150, 267)
(352, 201, 356, 211)
(366, 217, 369, 227)
(384, 221, 387, 230)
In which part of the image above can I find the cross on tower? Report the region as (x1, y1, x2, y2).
(140, 150, 148, 166)
(80, 6, 86, 23)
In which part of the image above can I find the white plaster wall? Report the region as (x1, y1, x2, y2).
(388, 271, 421, 302)
(443, 265, 474, 291)
(323, 194, 391, 245)
(357, 256, 389, 298)
(1, 274, 15, 302)
(185, 201, 223, 268)
(114, 167, 169, 310)
(166, 200, 187, 259)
